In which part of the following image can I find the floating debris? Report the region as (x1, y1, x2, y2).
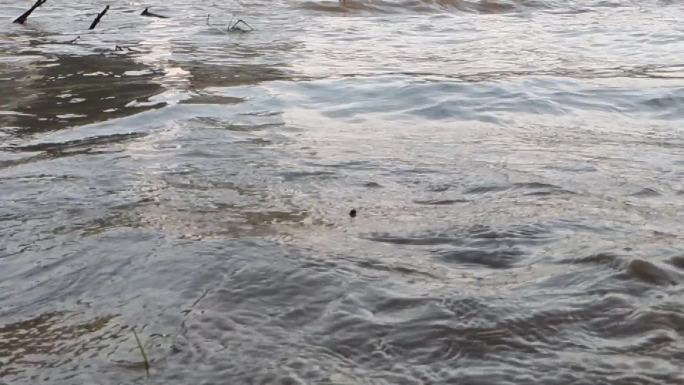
(228, 19, 254, 32)
(141, 7, 169, 18)
(206, 14, 254, 34)
(114, 45, 140, 52)
(349, 209, 357, 218)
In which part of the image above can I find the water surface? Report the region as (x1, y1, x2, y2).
(1, 1, 683, 384)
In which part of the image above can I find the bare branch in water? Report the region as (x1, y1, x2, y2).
(13, 0, 48, 24)
(89, 5, 109, 30)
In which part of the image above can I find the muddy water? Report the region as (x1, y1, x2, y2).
(1, 1, 684, 384)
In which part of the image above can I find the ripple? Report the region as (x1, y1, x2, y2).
(619, 259, 679, 286)
(299, 0, 556, 14)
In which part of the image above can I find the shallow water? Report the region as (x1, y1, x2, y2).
(1, 1, 684, 384)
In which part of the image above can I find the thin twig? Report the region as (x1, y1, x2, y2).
(180, 288, 211, 331)
(132, 328, 150, 377)
(190, 288, 211, 309)
(206, 13, 254, 33)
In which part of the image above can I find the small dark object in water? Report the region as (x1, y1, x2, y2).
(13, 0, 48, 24)
(349, 209, 357, 218)
(141, 7, 169, 18)
(89, 5, 109, 30)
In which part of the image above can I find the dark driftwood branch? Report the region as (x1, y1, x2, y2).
(141, 7, 169, 18)
(13, 0, 48, 24)
(89, 5, 109, 30)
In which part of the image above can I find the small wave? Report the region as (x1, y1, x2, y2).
(630, 187, 662, 197)
(559, 253, 681, 286)
(413, 198, 468, 205)
(558, 252, 620, 265)
(367, 223, 552, 246)
(298, 0, 555, 14)
(667, 255, 684, 270)
(365, 223, 552, 268)
(5, 132, 146, 153)
(440, 247, 524, 268)
(619, 259, 679, 286)
(463, 182, 574, 196)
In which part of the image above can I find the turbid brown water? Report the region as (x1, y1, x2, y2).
(1, 1, 684, 384)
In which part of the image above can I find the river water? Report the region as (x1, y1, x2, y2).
(1, 1, 684, 384)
